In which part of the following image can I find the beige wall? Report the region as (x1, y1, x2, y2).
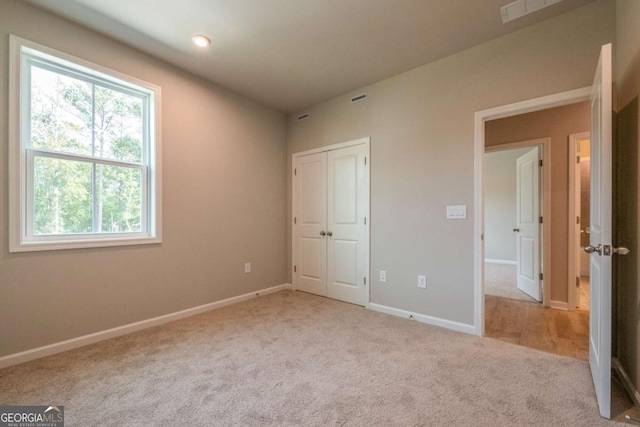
(485, 102, 590, 303)
(0, 0, 287, 357)
(484, 148, 534, 263)
(286, 0, 615, 325)
(615, 0, 640, 402)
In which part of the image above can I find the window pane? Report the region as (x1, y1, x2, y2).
(94, 86, 143, 163)
(33, 156, 93, 235)
(96, 164, 142, 233)
(31, 66, 92, 156)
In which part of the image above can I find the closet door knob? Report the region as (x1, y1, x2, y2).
(513, 228, 520, 232)
(320, 231, 326, 236)
(326, 231, 333, 237)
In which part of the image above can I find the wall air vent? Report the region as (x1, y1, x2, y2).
(501, 0, 562, 24)
(297, 113, 309, 121)
(351, 93, 367, 103)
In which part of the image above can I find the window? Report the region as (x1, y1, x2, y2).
(9, 36, 161, 252)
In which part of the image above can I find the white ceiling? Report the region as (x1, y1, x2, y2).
(28, 0, 597, 113)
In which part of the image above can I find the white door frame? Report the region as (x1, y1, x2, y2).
(568, 131, 591, 310)
(485, 139, 550, 305)
(291, 137, 371, 307)
(473, 88, 591, 335)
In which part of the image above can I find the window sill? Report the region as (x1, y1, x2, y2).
(9, 235, 162, 253)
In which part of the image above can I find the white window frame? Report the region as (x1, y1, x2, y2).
(8, 35, 162, 252)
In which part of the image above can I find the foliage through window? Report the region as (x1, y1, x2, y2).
(10, 36, 161, 251)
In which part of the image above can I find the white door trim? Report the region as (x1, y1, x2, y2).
(568, 131, 591, 310)
(292, 137, 371, 307)
(485, 139, 550, 305)
(293, 137, 370, 158)
(473, 87, 591, 336)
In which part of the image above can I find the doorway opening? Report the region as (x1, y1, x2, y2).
(474, 88, 592, 338)
(483, 143, 546, 305)
(476, 93, 592, 361)
(568, 132, 592, 312)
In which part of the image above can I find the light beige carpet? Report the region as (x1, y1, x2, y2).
(0, 291, 633, 426)
(485, 263, 537, 303)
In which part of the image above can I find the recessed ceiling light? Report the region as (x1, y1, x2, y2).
(192, 35, 211, 47)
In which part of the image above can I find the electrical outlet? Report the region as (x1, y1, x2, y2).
(380, 270, 387, 282)
(418, 275, 427, 289)
(244, 262, 251, 274)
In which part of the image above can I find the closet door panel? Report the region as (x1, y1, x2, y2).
(327, 145, 367, 306)
(294, 152, 327, 297)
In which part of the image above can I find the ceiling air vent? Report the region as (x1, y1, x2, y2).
(501, 0, 562, 24)
(351, 93, 367, 103)
(297, 113, 309, 121)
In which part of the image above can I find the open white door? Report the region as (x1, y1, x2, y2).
(587, 43, 612, 419)
(515, 147, 542, 302)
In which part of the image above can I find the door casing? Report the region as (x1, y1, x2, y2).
(474, 87, 591, 335)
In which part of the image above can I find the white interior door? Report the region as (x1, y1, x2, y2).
(516, 147, 541, 302)
(293, 140, 370, 306)
(293, 152, 327, 297)
(587, 43, 612, 419)
(326, 144, 368, 306)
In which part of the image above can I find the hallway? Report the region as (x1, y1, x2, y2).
(485, 295, 589, 360)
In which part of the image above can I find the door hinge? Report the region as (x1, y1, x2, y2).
(576, 216, 580, 225)
(539, 216, 543, 224)
(576, 276, 580, 287)
(577, 156, 580, 163)
(364, 277, 367, 285)
(294, 217, 297, 224)
(364, 157, 367, 165)
(364, 217, 367, 225)
(294, 265, 297, 272)
(539, 273, 543, 280)
(539, 159, 543, 167)
(294, 168, 297, 175)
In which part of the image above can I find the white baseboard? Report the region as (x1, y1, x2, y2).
(549, 300, 568, 310)
(484, 259, 517, 265)
(0, 283, 292, 370)
(368, 303, 475, 335)
(613, 357, 640, 410)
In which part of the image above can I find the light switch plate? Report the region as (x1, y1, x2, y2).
(418, 275, 427, 289)
(446, 205, 467, 219)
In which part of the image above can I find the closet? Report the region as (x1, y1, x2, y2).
(292, 138, 369, 306)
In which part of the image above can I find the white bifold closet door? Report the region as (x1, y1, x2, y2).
(293, 143, 368, 306)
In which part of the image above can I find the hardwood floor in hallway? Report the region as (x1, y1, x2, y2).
(484, 295, 589, 360)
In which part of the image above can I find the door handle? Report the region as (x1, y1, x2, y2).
(326, 231, 333, 237)
(614, 247, 630, 255)
(584, 244, 602, 255)
(320, 231, 326, 236)
(513, 228, 520, 232)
